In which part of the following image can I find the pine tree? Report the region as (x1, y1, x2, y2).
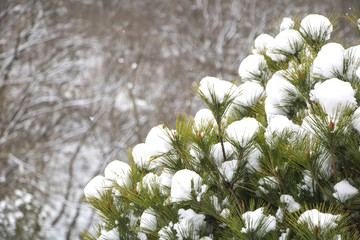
(82, 13, 360, 240)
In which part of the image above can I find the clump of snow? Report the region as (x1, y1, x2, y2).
(312, 43, 344, 79)
(238, 54, 268, 80)
(310, 78, 356, 117)
(211, 142, 234, 166)
(344, 45, 360, 81)
(233, 81, 264, 107)
(258, 176, 278, 194)
(280, 195, 301, 213)
(220, 208, 231, 219)
(241, 208, 276, 234)
(280, 18, 294, 31)
(220, 160, 238, 182)
(194, 108, 216, 130)
(171, 169, 202, 202)
(246, 148, 262, 173)
(141, 172, 160, 194)
(174, 208, 206, 240)
(265, 115, 300, 139)
(83, 175, 112, 199)
(352, 107, 360, 132)
(269, 29, 303, 55)
(226, 117, 260, 147)
(298, 209, 341, 233)
(198, 77, 237, 103)
(252, 34, 274, 54)
(104, 160, 131, 187)
(98, 227, 119, 240)
(300, 14, 333, 41)
(159, 170, 173, 189)
(265, 70, 298, 119)
(333, 180, 358, 203)
(145, 124, 174, 156)
(140, 208, 157, 232)
(132, 143, 154, 170)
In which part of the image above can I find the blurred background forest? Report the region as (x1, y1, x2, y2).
(0, 0, 359, 239)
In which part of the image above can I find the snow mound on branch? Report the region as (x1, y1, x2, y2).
(298, 209, 341, 233)
(333, 180, 358, 203)
(269, 29, 303, 55)
(280, 195, 300, 213)
(234, 81, 264, 107)
(83, 175, 112, 200)
(145, 124, 174, 156)
(310, 78, 356, 117)
(194, 108, 216, 130)
(241, 208, 276, 233)
(198, 77, 237, 103)
(238, 54, 268, 80)
(252, 34, 274, 54)
(226, 117, 260, 147)
(220, 160, 238, 182)
(98, 228, 119, 240)
(104, 160, 131, 187)
(280, 17, 294, 31)
(171, 169, 202, 202)
(211, 142, 234, 166)
(352, 107, 360, 132)
(132, 143, 154, 170)
(174, 208, 206, 240)
(344, 45, 360, 81)
(141, 172, 160, 194)
(312, 43, 344, 79)
(140, 208, 157, 232)
(300, 14, 333, 41)
(265, 115, 300, 138)
(265, 70, 298, 119)
(246, 148, 262, 173)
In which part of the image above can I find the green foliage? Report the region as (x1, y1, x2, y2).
(83, 13, 360, 240)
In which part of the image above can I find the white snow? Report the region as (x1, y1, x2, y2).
(174, 208, 206, 240)
(352, 107, 360, 132)
(145, 124, 174, 156)
(141, 172, 160, 194)
(241, 208, 276, 234)
(233, 81, 264, 107)
(83, 175, 112, 199)
(280, 195, 300, 213)
(238, 54, 268, 80)
(265, 115, 300, 139)
(312, 43, 344, 79)
(211, 142, 234, 166)
(246, 148, 262, 173)
(140, 208, 157, 232)
(344, 45, 360, 81)
(300, 14, 333, 41)
(97, 227, 119, 240)
(194, 108, 216, 130)
(269, 29, 303, 55)
(280, 18, 294, 31)
(132, 143, 154, 170)
(171, 169, 202, 202)
(253, 34, 274, 54)
(298, 209, 341, 232)
(266, 71, 298, 111)
(226, 117, 260, 147)
(258, 176, 278, 194)
(198, 76, 237, 103)
(104, 160, 131, 188)
(333, 180, 358, 203)
(310, 78, 356, 117)
(220, 160, 238, 182)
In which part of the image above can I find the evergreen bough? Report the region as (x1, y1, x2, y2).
(83, 13, 360, 240)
